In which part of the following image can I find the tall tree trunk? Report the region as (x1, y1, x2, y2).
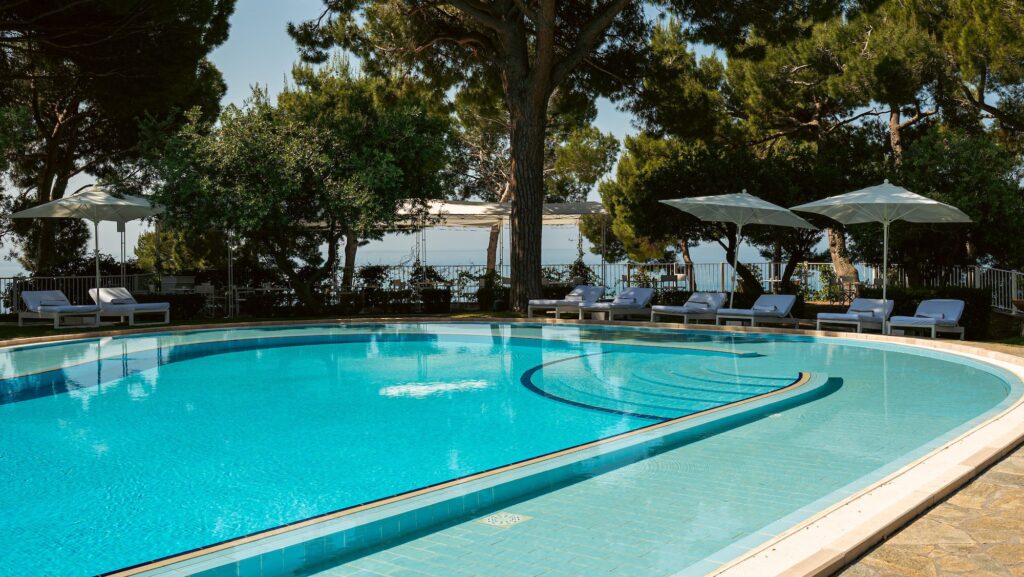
(723, 234, 762, 296)
(486, 224, 501, 271)
(485, 182, 512, 272)
(507, 106, 547, 311)
(828, 227, 859, 282)
(888, 108, 903, 165)
(679, 238, 695, 291)
(342, 229, 358, 289)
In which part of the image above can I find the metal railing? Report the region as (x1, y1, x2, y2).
(1, 262, 1020, 315)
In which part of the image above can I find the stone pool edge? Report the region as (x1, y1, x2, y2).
(5, 317, 1023, 577)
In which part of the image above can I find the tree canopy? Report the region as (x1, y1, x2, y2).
(0, 0, 235, 272)
(144, 63, 452, 311)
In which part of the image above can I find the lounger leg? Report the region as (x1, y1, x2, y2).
(54, 316, 60, 329)
(932, 326, 937, 339)
(651, 312, 657, 322)
(528, 307, 534, 318)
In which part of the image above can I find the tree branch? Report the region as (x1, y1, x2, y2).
(552, 0, 629, 86)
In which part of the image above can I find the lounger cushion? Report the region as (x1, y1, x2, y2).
(889, 315, 959, 327)
(585, 302, 643, 310)
(21, 290, 72, 311)
(651, 304, 716, 315)
(131, 302, 170, 312)
(911, 299, 965, 323)
(528, 299, 575, 307)
(35, 304, 99, 314)
(610, 288, 655, 307)
(109, 298, 135, 305)
(718, 307, 787, 318)
(817, 312, 879, 322)
(752, 304, 777, 313)
(916, 312, 944, 320)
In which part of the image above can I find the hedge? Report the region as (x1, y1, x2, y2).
(859, 286, 991, 339)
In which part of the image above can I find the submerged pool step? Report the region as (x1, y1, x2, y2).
(530, 355, 802, 421)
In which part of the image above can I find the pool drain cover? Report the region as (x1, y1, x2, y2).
(477, 512, 530, 527)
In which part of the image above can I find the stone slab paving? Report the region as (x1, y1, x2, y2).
(837, 444, 1024, 577)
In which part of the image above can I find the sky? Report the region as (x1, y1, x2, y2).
(10, 0, 765, 276)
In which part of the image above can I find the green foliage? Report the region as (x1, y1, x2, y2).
(1, 0, 234, 271)
(135, 229, 229, 274)
(144, 62, 452, 312)
(847, 127, 1024, 270)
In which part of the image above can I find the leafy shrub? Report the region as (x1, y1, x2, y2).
(859, 286, 990, 339)
(419, 288, 452, 313)
(475, 286, 509, 311)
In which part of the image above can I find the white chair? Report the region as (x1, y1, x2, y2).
(579, 287, 656, 321)
(888, 299, 965, 339)
(18, 290, 100, 329)
(716, 294, 799, 327)
(527, 285, 605, 318)
(89, 287, 170, 326)
(650, 292, 728, 324)
(816, 298, 894, 333)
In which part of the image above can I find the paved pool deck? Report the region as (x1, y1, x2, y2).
(837, 444, 1024, 577)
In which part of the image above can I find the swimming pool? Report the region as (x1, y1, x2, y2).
(0, 322, 1019, 577)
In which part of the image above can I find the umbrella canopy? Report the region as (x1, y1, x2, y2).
(394, 199, 605, 228)
(12, 185, 164, 293)
(790, 180, 971, 225)
(13, 186, 164, 224)
(661, 191, 815, 306)
(791, 180, 971, 303)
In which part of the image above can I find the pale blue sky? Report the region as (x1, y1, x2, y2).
(40, 0, 756, 275)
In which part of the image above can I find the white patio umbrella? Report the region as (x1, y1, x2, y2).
(12, 185, 164, 293)
(661, 190, 816, 307)
(791, 180, 971, 302)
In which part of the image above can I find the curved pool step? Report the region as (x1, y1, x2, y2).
(525, 352, 805, 421)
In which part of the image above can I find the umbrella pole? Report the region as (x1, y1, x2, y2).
(601, 218, 607, 287)
(730, 223, 743, 308)
(120, 227, 126, 287)
(882, 221, 889, 333)
(93, 220, 101, 297)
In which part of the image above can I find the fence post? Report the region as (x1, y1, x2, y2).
(720, 262, 725, 291)
(1012, 272, 1019, 313)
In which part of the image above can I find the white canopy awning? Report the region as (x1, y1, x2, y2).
(396, 200, 606, 228)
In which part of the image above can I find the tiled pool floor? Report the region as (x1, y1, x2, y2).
(306, 432, 874, 577)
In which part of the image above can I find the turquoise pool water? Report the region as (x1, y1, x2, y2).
(0, 323, 1018, 577)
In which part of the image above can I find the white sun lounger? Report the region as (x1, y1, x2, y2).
(18, 290, 100, 329)
(888, 299, 965, 339)
(816, 298, 894, 333)
(650, 292, 728, 324)
(716, 294, 799, 327)
(579, 287, 655, 321)
(89, 287, 171, 326)
(527, 285, 605, 318)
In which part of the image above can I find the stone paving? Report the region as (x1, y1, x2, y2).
(837, 443, 1024, 577)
